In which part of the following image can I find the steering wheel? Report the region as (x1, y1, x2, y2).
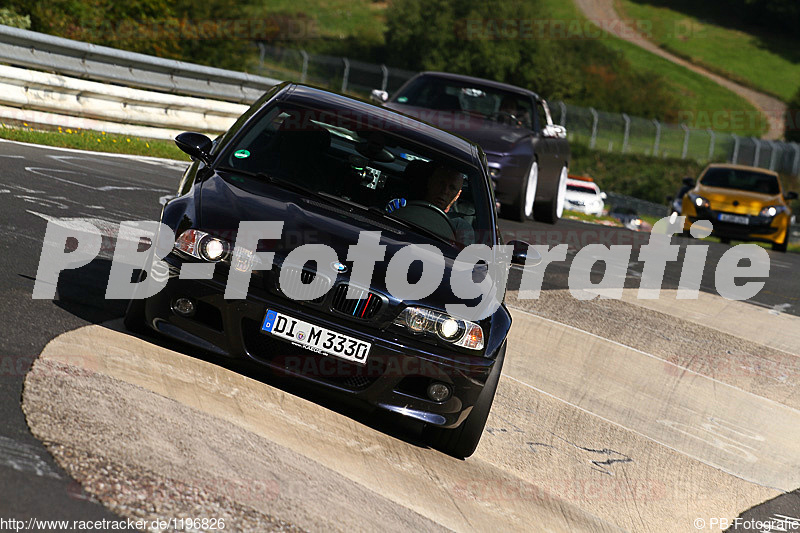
(393, 200, 456, 241)
(494, 111, 521, 126)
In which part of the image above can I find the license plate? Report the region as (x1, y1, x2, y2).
(719, 213, 749, 225)
(261, 310, 371, 365)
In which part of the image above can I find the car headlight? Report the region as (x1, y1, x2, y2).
(759, 205, 786, 217)
(174, 229, 230, 262)
(688, 194, 710, 209)
(393, 307, 484, 350)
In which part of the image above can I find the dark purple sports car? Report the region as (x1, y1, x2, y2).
(372, 71, 570, 223)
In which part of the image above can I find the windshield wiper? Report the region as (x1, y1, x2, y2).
(216, 167, 328, 200)
(380, 211, 458, 247)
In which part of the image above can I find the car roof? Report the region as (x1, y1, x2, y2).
(702, 163, 779, 177)
(280, 84, 480, 165)
(416, 71, 540, 100)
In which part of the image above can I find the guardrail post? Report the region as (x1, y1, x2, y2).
(341, 58, 350, 93)
(590, 108, 598, 149)
(300, 50, 309, 83)
(622, 113, 630, 153)
(750, 137, 761, 167)
(652, 119, 661, 156)
(731, 134, 740, 163)
(706, 128, 715, 161)
(752, 137, 761, 167)
(681, 124, 690, 159)
(257, 42, 266, 66)
(559, 101, 566, 127)
(792, 143, 800, 176)
(768, 141, 781, 171)
(380, 64, 389, 91)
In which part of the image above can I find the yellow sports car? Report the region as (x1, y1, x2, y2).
(681, 163, 797, 252)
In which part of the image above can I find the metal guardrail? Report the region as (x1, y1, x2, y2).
(257, 45, 800, 176)
(2, 23, 799, 178)
(604, 192, 670, 219)
(0, 63, 246, 139)
(0, 25, 280, 104)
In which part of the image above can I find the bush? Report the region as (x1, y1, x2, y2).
(2, 0, 256, 70)
(384, 0, 680, 120)
(785, 87, 800, 143)
(569, 143, 704, 203)
(0, 7, 30, 29)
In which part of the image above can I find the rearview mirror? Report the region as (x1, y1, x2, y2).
(175, 132, 213, 164)
(370, 89, 389, 104)
(542, 124, 567, 139)
(507, 240, 541, 267)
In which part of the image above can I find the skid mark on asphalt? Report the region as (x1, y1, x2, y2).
(503, 308, 800, 491)
(554, 437, 633, 476)
(48, 154, 187, 177)
(487, 409, 633, 476)
(25, 167, 170, 194)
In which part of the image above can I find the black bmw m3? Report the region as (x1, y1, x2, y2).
(125, 82, 533, 458)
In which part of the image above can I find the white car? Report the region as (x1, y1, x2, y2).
(563, 177, 606, 215)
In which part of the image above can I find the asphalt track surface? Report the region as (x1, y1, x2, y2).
(2, 139, 799, 530)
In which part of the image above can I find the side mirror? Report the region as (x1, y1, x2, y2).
(542, 124, 567, 139)
(600, 192, 607, 200)
(175, 132, 213, 164)
(785, 191, 799, 201)
(370, 89, 389, 104)
(507, 240, 541, 267)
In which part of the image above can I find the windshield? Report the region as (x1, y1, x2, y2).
(220, 103, 493, 248)
(700, 168, 781, 195)
(392, 76, 534, 129)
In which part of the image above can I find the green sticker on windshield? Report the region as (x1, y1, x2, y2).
(234, 149, 250, 159)
(397, 96, 408, 103)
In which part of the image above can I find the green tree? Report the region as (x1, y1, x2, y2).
(0, 0, 257, 70)
(0, 6, 30, 29)
(384, 0, 678, 120)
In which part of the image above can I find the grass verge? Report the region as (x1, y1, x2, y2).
(614, 0, 800, 102)
(540, 0, 766, 136)
(563, 210, 622, 226)
(0, 124, 186, 160)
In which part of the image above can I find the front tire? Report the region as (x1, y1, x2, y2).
(534, 165, 568, 224)
(425, 343, 506, 459)
(123, 252, 153, 335)
(501, 160, 538, 222)
(123, 297, 148, 334)
(772, 229, 789, 252)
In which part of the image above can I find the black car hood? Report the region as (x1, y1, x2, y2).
(384, 103, 533, 155)
(197, 171, 500, 311)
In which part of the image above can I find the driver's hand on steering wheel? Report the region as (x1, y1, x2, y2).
(386, 198, 407, 213)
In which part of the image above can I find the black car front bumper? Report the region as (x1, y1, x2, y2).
(142, 266, 502, 429)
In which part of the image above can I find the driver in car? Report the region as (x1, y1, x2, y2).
(497, 95, 529, 128)
(386, 164, 474, 243)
